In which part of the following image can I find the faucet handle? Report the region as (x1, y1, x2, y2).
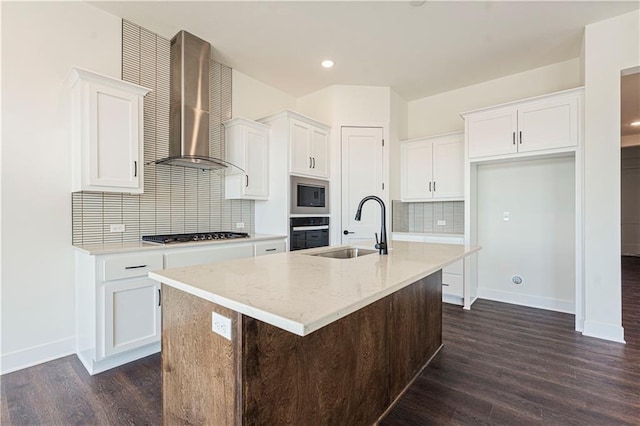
(374, 232, 380, 249)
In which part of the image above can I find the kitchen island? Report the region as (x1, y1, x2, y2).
(149, 240, 480, 425)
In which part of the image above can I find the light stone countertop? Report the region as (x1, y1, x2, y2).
(73, 234, 287, 255)
(149, 240, 480, 336)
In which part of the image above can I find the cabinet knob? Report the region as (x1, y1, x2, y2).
(343, 230, 354, 235)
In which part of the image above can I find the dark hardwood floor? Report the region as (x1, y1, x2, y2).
(2, 256, 639, 425)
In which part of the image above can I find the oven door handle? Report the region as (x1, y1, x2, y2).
(292, 225, 329, 231)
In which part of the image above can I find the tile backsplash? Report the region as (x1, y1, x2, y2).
(392, 200, 464, 235)
(72, 20, 254, 246)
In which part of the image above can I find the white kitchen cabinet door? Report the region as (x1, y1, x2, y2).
(102, 278, 161, 358)
(290, 119, 312, 175)
(309, 126, 329, 178)
(69, 67, 151, 193)
(467, 107, 517, 159)
(289, 117, 330, 178)
(517, 96, 578, 153)
(224, 117, 269, 200)
(432, 136, 464, 199)
(400, 132, 464, 202)
(255, 240, 286, 256)
(402, 140, 433, 200)
(464, 88, 582, 161)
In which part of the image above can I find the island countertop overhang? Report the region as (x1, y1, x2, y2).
(149, 240, 480, 336)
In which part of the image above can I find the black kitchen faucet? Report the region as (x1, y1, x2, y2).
(354, 195, 388, 255)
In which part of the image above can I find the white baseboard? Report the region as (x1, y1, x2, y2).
(77, 342, 160, 375)
(1, 337, 75, 375)
(477, 288, 575, 314)
(583, 320, 626, 343)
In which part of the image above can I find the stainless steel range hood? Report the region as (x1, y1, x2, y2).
(152, 30, 239, 171)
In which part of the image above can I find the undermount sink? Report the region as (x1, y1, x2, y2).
(307, 247, 379, 259)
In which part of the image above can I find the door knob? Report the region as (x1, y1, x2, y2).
(343, 230, 355, 235)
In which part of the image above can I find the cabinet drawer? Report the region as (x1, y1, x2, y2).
(442, 273, 463, 297)
(164, 244, 254, 269)
(255, 241, 286, 256)
(443, 259, 463, 275)
(103, 253, 163, 281)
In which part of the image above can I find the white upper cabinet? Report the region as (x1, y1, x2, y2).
(463, 88, 582, 161)
(289, 117, 330, 178)
(401, 132, 464, 202)
(224, 117, 269, 200)
(68, 67, 151, 193)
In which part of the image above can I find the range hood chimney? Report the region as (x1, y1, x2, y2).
(152, 30, 238, 171)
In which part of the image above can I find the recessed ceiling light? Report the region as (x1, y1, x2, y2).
(630, 120, 640, 126)
(321, 60, 334, 69)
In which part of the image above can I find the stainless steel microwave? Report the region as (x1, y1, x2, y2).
(290, 176, 329, 215)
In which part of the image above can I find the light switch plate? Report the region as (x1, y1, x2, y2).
(236, 222, 245, 229)
(503, 212, 510, 221)
(212, 312, 232, 340)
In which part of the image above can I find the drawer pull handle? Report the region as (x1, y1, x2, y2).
(158, 288, 161, 307)
(265, 248, 277, 252)
(442, 283, 450, 286)
(124, 264, 147, 269)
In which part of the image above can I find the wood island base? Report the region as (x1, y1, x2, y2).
(161, 271, 442, 425)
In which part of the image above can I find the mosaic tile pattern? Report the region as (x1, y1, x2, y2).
(72, 21, 254, 245)
(392, 200, 464, 235)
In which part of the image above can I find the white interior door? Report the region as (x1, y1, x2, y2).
(341, 127, 384, 245)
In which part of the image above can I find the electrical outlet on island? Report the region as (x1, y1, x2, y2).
(212, 312, 232, 340)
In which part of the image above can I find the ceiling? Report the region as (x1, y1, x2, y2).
(89, 1, 639, 102)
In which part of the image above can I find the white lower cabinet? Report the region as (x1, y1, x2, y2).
(442, 260, 463, 304)
(102, 278, 161, 358)
(76, 251, 163, 375)
(392, 233, 464, 305)
(255, 240, 286, 256)
(75, 237, 286, 375)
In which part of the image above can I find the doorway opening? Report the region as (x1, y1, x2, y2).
(620, 67, 640, 345)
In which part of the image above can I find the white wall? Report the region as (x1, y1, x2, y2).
(389, 90, 408, 200)
(583, 10, 640, 342)
(408, 58, 582, 138)
(476, 157, 576, 313)
(231, 69, 296, 120)
(1, 2, 122, 373)
(295, 85, 335, 125)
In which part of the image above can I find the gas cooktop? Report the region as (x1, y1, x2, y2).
(142, 232, 250, 244)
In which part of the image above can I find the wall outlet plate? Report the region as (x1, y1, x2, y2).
(503, 212, 510, 221)
(212, 312, 232, 340)
(109, 224, 125, 233)
(236, 222, 245, 229)
(437, 220, 446, 226)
